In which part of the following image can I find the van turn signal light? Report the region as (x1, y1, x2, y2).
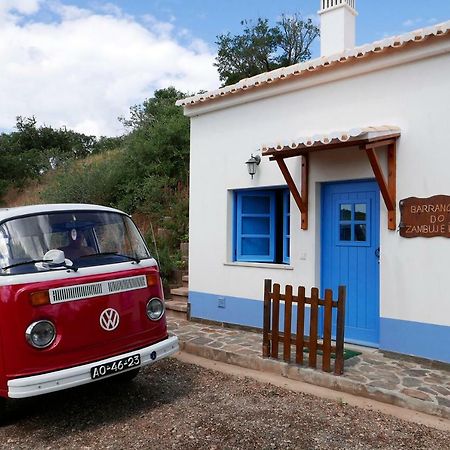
(146, 273, 158, 287)
(30, 290, 50, 307)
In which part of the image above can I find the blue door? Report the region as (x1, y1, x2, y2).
(321, 180, 380, 347)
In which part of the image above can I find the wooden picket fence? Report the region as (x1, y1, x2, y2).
(263, 279, 346, 375)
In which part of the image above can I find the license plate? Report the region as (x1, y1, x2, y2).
(91, 354, 141, 380)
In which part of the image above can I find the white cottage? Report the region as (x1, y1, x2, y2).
(177, 0, 450, 363)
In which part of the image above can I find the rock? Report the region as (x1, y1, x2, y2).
(404, 369, 429, 377)
(437, 396, 450, 408)
(432, 385, 450, 396)
(402, 377, 421, 388)
(368, 380, 399, 390)
(401, 388, 432, 401)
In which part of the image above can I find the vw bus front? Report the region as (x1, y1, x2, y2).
(0, 204, 178, 420)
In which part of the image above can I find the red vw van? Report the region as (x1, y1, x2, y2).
(0, 204, 178, 419)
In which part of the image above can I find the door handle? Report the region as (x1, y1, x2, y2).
(375, 247, 380, 263)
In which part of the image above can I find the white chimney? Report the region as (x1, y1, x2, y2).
(318, 0, 357, 57)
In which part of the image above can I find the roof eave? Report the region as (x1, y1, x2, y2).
(262, 131, 401, 158)
(178, 22, 450, 117)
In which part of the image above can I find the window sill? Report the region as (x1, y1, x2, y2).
(223, 262, 294, 270)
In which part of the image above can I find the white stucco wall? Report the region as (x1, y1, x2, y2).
(188, 42, 450, 330)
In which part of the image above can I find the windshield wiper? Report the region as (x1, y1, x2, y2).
(2, 259, 78, 272)
(79, 252, 141, 263)
(2, 259, 48, 271)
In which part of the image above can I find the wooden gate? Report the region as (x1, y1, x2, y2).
(263, 279, 346, 375)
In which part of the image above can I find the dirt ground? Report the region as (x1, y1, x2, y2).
(0, 358, 449, 450)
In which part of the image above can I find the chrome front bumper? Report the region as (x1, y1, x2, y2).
(8, 335, 179, 398)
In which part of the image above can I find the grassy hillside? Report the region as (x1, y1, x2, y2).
(2, 151, 114, 207)
(1, 88, 190, 284)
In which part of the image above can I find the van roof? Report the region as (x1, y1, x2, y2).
(0, 204, 127, 223)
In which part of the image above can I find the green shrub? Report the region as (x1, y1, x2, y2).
(146, 234, 180, 285)
(41, 151, 123, 206)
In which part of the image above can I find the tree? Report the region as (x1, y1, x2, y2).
(0, 116, 117, 200)
(215, 14, 319, 86)
(43, 87, 191, 280)
(118, 87, 190, 187)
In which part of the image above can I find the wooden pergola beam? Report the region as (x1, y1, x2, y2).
(364, 140, 397, 230)
(265, 133, 401, 159)
(387, 142, 397, 230)
(275, 156, 309, 230)
(301, 154, 309, 230)
(364, 138, 397, 150)
(266, 134, 398, 231)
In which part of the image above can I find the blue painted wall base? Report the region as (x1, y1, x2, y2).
(189, 291, 263, 328)
(380, 318, 450, 363)
(190, 291, 450, 364)
(189, 291, 310, 334)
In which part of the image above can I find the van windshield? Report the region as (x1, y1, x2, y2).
(0, 211, 151, 275)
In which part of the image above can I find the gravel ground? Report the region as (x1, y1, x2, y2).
(0, 358, 449, 450)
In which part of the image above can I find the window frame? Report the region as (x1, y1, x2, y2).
(336, 200, 371, 247)
(233, 188, 290, 264)
(235, 190, 276, 262)
(283, 190, 290, 264)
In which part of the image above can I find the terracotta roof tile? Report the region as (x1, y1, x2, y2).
(176, 21, 450, 108)
(261, 126, 400, 155)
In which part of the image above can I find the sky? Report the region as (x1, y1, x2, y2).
(1, 0, 449, 136)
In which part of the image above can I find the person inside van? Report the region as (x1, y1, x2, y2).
(59, 228, 95, 260)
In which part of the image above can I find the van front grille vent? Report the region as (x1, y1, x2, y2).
(49, 275, 148, 304)
(108, 276, 147, 293)
(50, 282, 104, 303)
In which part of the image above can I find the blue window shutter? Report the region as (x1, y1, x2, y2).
(235, 190, 275, 262)
(283, 190, 290, 264)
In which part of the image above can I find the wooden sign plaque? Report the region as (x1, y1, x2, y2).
(399, 195, 450, 238)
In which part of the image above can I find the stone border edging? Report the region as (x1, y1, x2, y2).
(180, 341, 450, 420)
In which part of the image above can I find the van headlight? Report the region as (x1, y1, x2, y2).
(146, 298, 164, 321)
(26, 320, 56, 349)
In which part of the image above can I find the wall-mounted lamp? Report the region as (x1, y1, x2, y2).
(245, 154, 261, 179)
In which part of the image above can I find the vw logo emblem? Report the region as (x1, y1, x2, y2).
(100, 308, 120, 331)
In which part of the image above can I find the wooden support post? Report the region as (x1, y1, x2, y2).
(283, 285, 293, 363)
(322, 289, 333, 373)
(301, 154, 308, 230)
(295, 286, 305, 365)
(309, 288, 319, 369)
(387, 142, 397, 231)
(271, 284, 281, 359)
(275, 157, 308, 230)
(263, 279, 272, 358)
(334, 286, 346, 376)
(364, 140, 397, 230)
(365, 148, 394, 210)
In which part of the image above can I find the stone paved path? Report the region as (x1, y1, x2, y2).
(167, 317, 450, 419)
